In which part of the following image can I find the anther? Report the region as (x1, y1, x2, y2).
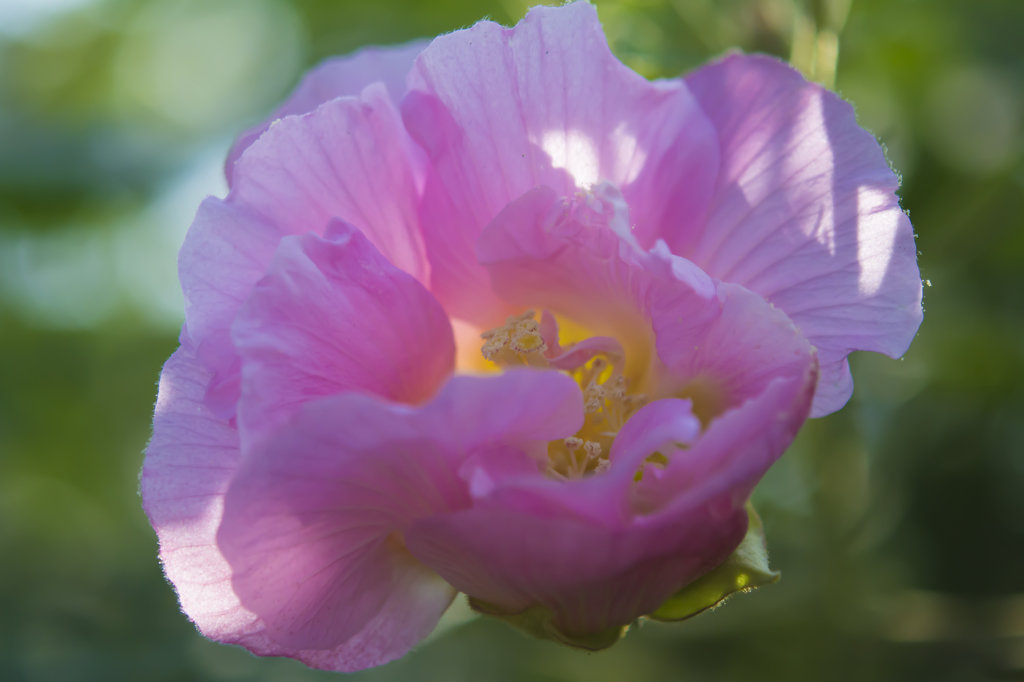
(480, 310, 549, 366)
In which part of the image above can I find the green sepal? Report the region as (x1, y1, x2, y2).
(468, 598, 629, 651)
(649, 503, 780, 622)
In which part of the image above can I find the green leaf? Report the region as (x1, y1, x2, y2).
(649, 504, 780, 622)
(468, 598, 630, 651)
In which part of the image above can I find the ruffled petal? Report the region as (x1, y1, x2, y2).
(460, 398, 702, 530)
(218, 370, 582, 653)
(178, 199, 280, 417)
(405, 475, 747, 638)
(401, 1, 717, 324)
(476, 184, 815, 413)
(407, 349, 816, 638)
(181, 84, 430, 415)
(231, 83, 429, 284)
(678, 53, 922, 416)
(476, 184, 662, 384)
(142, 334, 471, 672)
(217, 398, 463, 651)
(226, 39, 428, 186)
(637, 363, 819, 516)
(232, 220, 454, 448)
(141, 334, 270, 652)
(650, 269, 817, 419)
(410, 181, 818, 637)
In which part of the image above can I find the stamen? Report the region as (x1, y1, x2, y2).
(480, 310, 548, 367)
(480, 311, 650, 482)
(543, 353, 649, 481)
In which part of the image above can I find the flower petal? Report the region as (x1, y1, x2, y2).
(142, 334, 469, 672)
(178, 199, 280, 417)
(405, 481, 748, 638)
(232, 220, 455, 447)
(475, 184, 662, 384)
(141, 333, 270, 652)
(678, 53, 923, 416)
(422, 179, 819, 636)
(637, 364, 819, 514)
(218, 400, 463, 651)
(225, 39, 428, 186)
(404, 361, 817, 639)
(231, 83, 429, 283)
(181, 84, 429, 414)
(218, 370, 582, 652)
(451, 397, 701, 532)
(401, 1, 717, 324)
(650, 270, 817, 421)
(476, 184, 815, 415)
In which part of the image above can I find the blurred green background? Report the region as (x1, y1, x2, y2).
(1, 0, 1022, 680)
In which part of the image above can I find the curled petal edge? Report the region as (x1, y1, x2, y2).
(463, 503, 777, 648)
(649, 504, 779, 622)
(467, 598, 630, 652)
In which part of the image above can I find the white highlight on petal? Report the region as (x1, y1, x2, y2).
(799, 91, 837, 259)
(855, 188, 900, 297)
(541, 129, 599, 186)
(608, 122, 646, 185)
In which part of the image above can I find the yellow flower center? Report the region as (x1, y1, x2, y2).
(478, 310, 649, 480)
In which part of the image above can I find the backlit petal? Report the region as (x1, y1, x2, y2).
(401, 1, 716, 324)
(218, 371, 582, 650)
(143, 334, 472, 672)
(226, 40, 427, 185)
(232, 220, 455, 448)
(679, 54, 922, 416)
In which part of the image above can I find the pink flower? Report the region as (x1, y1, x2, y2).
(141, 2, 922, 672)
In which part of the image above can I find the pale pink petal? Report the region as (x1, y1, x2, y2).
(401, 1, 717, 324)
(650, 274, 817, 411)
(405, 475, 746, 637)
(232, 220, 455, 447)
(226, 40, 428, 186)
(637, 365, 819, 517)
(218, 370, 582, 650)
(217, 400, 462, 651)
(142, 334, 469, 672)
(813, 357, 854, 416)
(411, 180, 820, 635)
(426, 371, 584, 448)
(466, 398, 702, 528)
(476, 184, 815, 413)
(231, 83, 428, 284)
(141, 333, 270, 652)
(178, 199, 280, 416)
(288, 565, 456, 672)
(181, 84, 429, 415)
(538, 309, 563, 356)
(678, 53, 922, 416)
(475, 185, 659, 367)
(406, 346, 817, 637)
(605, 398, 702, 486)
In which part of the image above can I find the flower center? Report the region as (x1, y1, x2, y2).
(480, 311, 548, 367)
(480, 310, 648, 480)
